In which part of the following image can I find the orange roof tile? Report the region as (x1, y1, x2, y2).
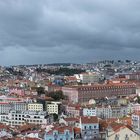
(81, 116, 98, 124)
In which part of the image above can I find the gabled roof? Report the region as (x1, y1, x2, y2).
(47, 126, 73, 135)
(81, 116, 98, 124)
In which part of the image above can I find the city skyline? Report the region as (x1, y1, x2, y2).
(0, 0, 140, 65)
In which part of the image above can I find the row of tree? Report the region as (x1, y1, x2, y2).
(36, 67, 85, 76)
(36, 87, 65, 101)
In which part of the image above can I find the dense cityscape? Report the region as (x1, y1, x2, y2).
(0, 60, 139, 139)
(1, 0, 140, 139)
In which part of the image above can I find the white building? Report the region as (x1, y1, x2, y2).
(0, 102, 27, 114)
(83, 108, 96, 116)
(96, 106, 112, 119)
(12, 102, 27, 111)
(0, 114, 8, 123)
(132, 113, 140, 131)
(4, 110, 48, 126)
(79, 116, 99, 139)
(75, 72, 102, 84)
(0, 102, 11, 114)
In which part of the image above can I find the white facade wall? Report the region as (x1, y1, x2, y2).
(0, 103, 11, 114)
(83, 108, 96, 116)
(80, 73, 101, 84)
(5, 110, 47, 126)
(132, 114, 140, 130)
(96, 107, 112, 119)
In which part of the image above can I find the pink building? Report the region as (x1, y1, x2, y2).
(132, 104, 140, 113)
(66, 104, 81, 117)
(9, 87, 25, 96)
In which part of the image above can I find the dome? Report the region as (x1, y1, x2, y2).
(89, 99, 96, 105)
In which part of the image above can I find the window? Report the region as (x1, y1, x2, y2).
(125, 134, 129, 140)
(94, 126, 96, 129)
(84, 126, 86, 130)
(84, 132, 87, 134)
(66, 131, 69, 135)
(89, 126, 92, 129)
(115, 134, 119, 140)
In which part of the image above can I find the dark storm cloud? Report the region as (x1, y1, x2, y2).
(0, 0, 140, 65)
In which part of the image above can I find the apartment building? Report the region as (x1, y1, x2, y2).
(79, 116, 99, 139)
(44, 126, 74, 140)
(11, 102, 27, 111)
(65, 104, 81, 117)
(46, 102, 60, 115)
(132, 112, 140, 131)
(0, 102, 11, 114)
(5, 110, 48, 126)
(27, 103, 43, 111)
(96, 106, 112, 119)
(0, 102, 27, 114)
(75, 72, 102, 84)
(62, 83, 136, 103)
(83, 108, 96, 116)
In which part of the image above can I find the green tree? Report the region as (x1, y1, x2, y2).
(36, 87, 45, 96)
(53, 113, 58, 121)
(137, 96, 140, 104)
(48, 91, 65, 101)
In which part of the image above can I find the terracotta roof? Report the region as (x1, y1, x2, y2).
(99, 120, 108, 131)
(65, 76, 77, 81)
(47, 126, 73, 135)
(74, 127, 81, 133)
(109, 122, 126, 132)
(64, 117, 79, 122)
(133, 112, 140, 116)
(119, 117, 132, 126)
(18, 124, 37, 132)
(63, 83, 136, 90)
(81, 116, 98, 124)
(106, 118, 118, 123)
(25, 138, 40, 140)
(0, 123, 9, 130)
(67, 104, 81, 110)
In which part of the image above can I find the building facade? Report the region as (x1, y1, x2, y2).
(44, 126, 74, 140)
(83, 108, 96, 116)
(79, 116, 99, 140)
(46, 102, 61, 115)
(4, 110, 48, 126)
(62, 83, 136, 103)
(27, 103, 43, 111)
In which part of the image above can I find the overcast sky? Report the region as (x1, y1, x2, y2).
(0, 0, 140, 65)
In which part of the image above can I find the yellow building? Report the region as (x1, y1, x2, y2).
(28, 103, 43, 111)
(117, 98, 128, 105)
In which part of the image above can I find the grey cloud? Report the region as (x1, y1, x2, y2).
(0, 0, 140, 64)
